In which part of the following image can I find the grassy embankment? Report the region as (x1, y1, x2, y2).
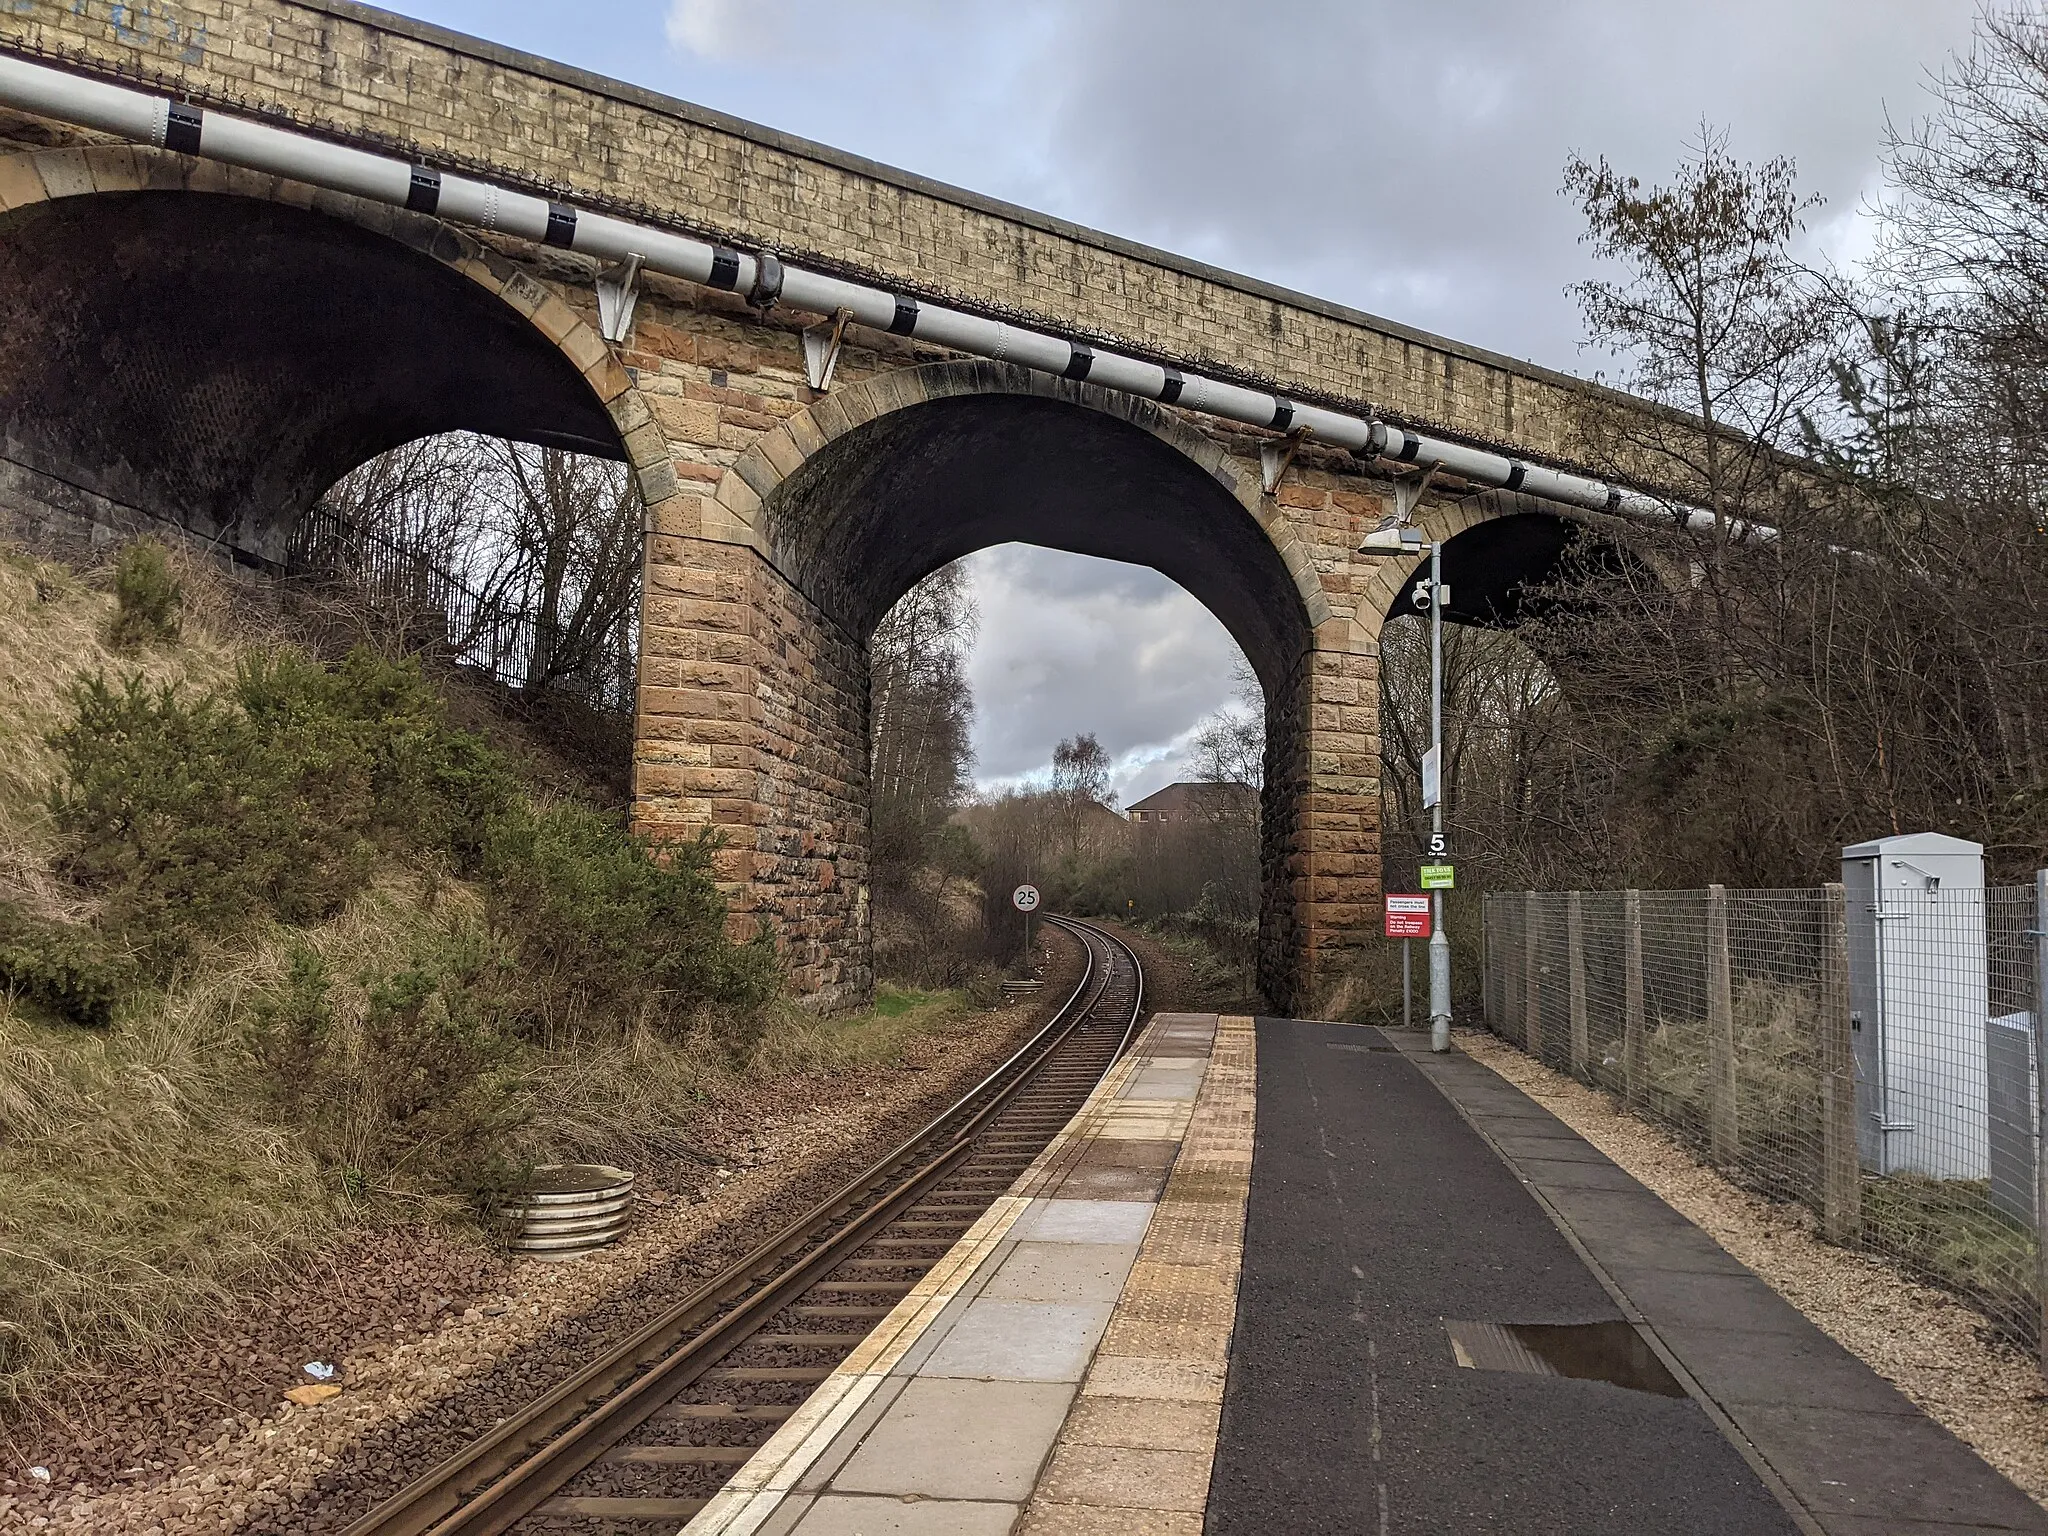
(0, 537, 970, 1419)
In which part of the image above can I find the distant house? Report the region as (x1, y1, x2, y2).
(1126, 782, 1257, 826)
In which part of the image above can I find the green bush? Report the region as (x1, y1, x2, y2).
(49, 649, 519, 969)
(0, 901, 136, 1027)
(107, 539, 184, 649)
(251, 927, 527, 1201)
(485, 803, 780, 1048)
(49, 673, 378, 967)
(235, 649, 516, 864)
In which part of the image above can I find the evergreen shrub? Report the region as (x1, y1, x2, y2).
(107, 539, 183, 648)
(0, 901, 135, 1027)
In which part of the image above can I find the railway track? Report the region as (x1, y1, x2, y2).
(342, 915, 1145, 1536)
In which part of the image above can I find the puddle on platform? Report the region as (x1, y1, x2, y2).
(1444, 1319, 1686, 1397)
(1326, 1041, 1399, 1054)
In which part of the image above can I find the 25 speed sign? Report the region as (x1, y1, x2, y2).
(1011, 884, 1041, 913)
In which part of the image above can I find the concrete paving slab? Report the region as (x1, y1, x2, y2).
(1128, 1070, 1202, 1100)
(1035, 1442, 1212, 1512)
(1807, 1520, 2037, 1535)
(1048, 1164, 1169, 1201)
(1451, 1101, 1571, 1131)
(921, 1298, 1114, 1381)
(1597, 1264, 1822, 1336)
(1082, 1354, 1227, 1404)
(1016, 1507, 1203, 1535)
(1734, 1401, 2048, 1528)
(791, 1494, 1020, 1534)
(1059, 1395, 1221, 1453)
(793, 1375, 910, 1490)
(888, 1266, 996, 1378)
(1527, 1200, 1754, 1276)
(1657, 1322, 1927, 1417)
(1508, 1154, 1654, 1191)
(1015, 1198, 1155, 1245)
(1068, 1138, 1181, 1170)
(982, 1241, 1141, 1304)
(831, 1377, 1075, 1501)
(1488, 1130, 1621, 1162)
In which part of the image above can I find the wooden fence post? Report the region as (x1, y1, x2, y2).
(1568, 890, 1588, 1082)
(1708, 883, 1740, 1165)
(1624, 888, 1645, 1110)
(1523, 891, 1541, 1058)
(1819, 881, 1860, 1245)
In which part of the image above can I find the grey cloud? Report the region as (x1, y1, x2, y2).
(963, 545, 1246, 790)
(1035, 0, 1978, 370)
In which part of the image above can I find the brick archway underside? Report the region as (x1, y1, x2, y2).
(0, 185, 627, 561)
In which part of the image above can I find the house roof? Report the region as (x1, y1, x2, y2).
(1127, 782, 1257, 818)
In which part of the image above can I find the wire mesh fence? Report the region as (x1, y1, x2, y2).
(1483, 876, 2047, 1350)
(284, 505, 639, 713)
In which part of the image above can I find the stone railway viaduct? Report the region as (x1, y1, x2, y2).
(0, 0, 1673, 1011)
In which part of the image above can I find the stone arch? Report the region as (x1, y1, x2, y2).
(638, 359, 1348, 1009)
(706, 361, 1334, 676)
(0, 143, 665, 561)
(1350, 489, 1673, 638)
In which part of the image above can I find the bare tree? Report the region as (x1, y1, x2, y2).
(1564, 126, 1842, 580)
(477, 443, 643, 695)
(1189, 660, 1264, 790)
(1049, 732, 1114, 860)
(868, 564, 978, 901)
(314, 433, 644, 707)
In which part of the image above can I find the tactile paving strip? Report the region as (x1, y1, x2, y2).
(1019, 1013, 1256, 1533)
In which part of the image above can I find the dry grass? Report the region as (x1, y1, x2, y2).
(0, 529, 985, 1421)
(749, 985, 969, 1077)
(510, 986, 973, 1177)
(0, 542, 244, 919)
(1459, 1028, 2048, 1508)
(0, 539, 337, 1409)
(0, 946, 337, 1411)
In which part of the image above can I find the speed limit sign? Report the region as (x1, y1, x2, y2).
(1011, 884, 1041, 913)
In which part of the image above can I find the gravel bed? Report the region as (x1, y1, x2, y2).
(1457, 1027, 2048, 1511)
(0, 939, 1083, 1536)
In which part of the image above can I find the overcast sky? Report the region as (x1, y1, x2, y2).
(407, 0, 1981, 801)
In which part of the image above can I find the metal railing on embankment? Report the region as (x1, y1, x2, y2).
(1482, 879, 2048, 1357)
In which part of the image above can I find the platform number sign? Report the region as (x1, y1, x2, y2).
(1012, 884, 1041, 913)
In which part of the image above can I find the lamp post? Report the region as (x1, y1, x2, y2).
(1360, 518, 1452, 1052)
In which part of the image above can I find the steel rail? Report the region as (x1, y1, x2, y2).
(344, 916, 1142, 1536)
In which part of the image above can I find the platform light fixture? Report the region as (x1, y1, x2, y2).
(1359, 506, 1453, 1053)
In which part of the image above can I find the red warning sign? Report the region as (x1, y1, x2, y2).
(1385, 893, 1432, 939)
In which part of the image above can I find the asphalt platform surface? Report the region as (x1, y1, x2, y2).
(1207, 1017, 1804, 1535)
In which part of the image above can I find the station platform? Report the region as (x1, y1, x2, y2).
(684, 1015, 2048, 1536)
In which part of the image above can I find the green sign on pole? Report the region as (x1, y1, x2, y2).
(1419, 863, 1455, 890)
